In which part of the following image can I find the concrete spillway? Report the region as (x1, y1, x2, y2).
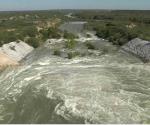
(0, 40, 34, 66)
(121, 38, 150, 62)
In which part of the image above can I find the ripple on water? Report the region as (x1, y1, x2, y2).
(0, 53, 150, 123)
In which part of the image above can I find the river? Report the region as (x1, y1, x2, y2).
(0, 22, 149, 124)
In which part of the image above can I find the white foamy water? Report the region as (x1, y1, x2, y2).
(0, 49, 150, 124)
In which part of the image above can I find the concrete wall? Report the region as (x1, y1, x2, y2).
(0, 40, 34, 62)
(121, 38, 150, 61)
(0, 40, 34, 66)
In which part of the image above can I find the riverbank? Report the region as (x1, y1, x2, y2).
(0, 55, 18, 73)
(0, 52, 19, 66)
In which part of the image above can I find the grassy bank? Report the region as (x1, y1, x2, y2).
(0, 10, 150, 48)
(75, 10, 150, 45)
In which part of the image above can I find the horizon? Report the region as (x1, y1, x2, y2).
(1, 9, 150, 12)
(0, 0, 150, 11)
(1, 9, 150, 13)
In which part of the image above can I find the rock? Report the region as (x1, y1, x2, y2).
(0, 40, 34, 62)
(120, 38, 150, 62)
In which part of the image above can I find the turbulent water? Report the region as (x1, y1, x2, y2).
(0, 45, 150, 124)
(0, 21, 150, 124)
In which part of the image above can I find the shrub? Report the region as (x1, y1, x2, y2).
(26, 37, 40, 48)
(22, 26, 38, 37)
(67, 51, 80, 59)
(85, 41, 95, 50)
(95, 24, 139, 46)
(0, 31, 18, 45)
(127, 30, 138, 40)
(86, 33, 91, 38)
(53, 49, 61, 56)
(47, 27, 61, 38)
(63, 31, 77, 39)
(40, 27, 61, 40)
(65, 39, 78, 49)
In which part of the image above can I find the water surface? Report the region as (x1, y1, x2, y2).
(0, 46, 150, 124)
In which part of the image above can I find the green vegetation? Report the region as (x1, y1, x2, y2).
(40, 27, 61, 40)
(85, 41, 95, 50)
(0, 10, 150, 48)
(76, 10, 150, 45)
(0, 32, 17, 45)
(86, 33, 91, 38)
(67, 51, 80, 59)
(22, 26, 38, 37)
(53, 49, 61, 56)
(65, 39, 78, 49)
(94, 23, 138, 45)
(26, 37, 40, 48)
(63, 31, 77, 39)
(0, 10, 65, 48)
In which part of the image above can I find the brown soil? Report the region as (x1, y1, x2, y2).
(0, 52, 19, 67)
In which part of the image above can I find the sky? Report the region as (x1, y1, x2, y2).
(0, 0, 149, 11)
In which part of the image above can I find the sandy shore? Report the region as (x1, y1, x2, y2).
(0, 52, 19, 66)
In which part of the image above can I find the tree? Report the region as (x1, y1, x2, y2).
(22, 26, 38, 37)
(40, 27, 61, 40)
(26, 37, 40, 48)
(63, 31, 77, 39)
